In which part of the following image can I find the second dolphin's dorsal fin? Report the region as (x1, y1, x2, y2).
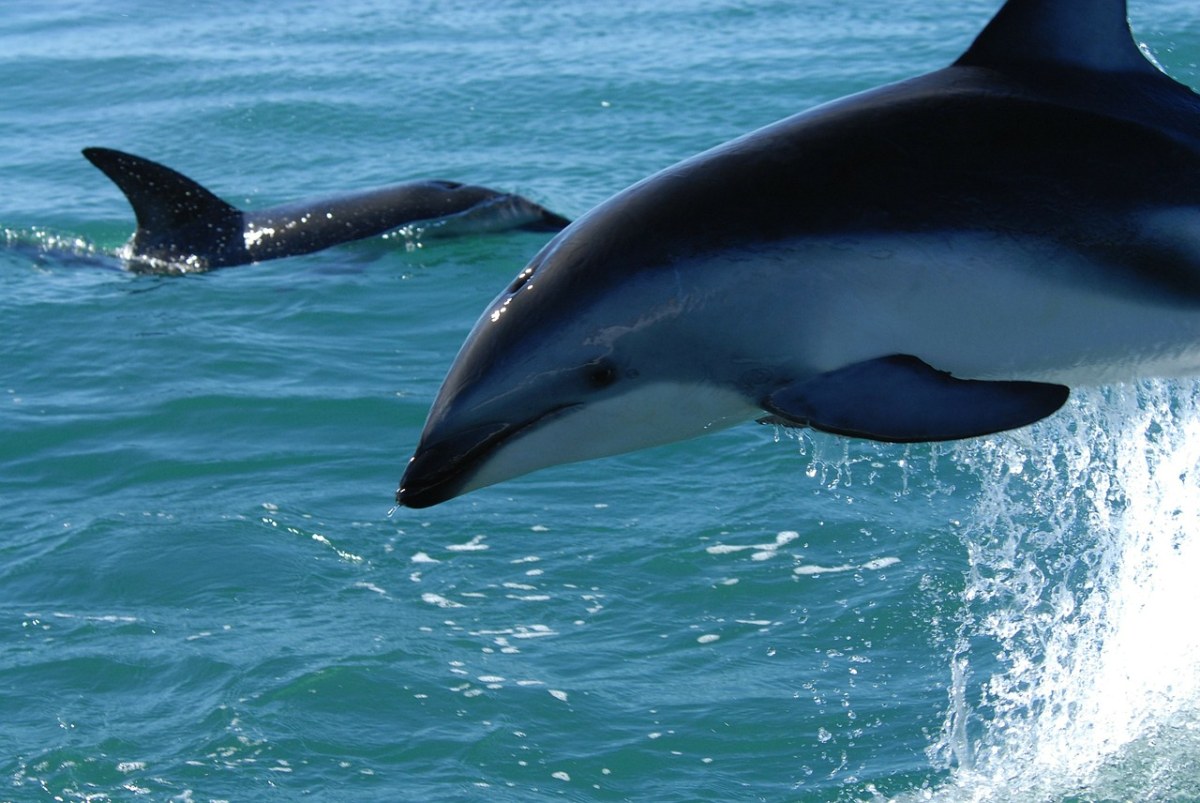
(955, 0, 1159, 75)
(82, 147, 243, 247)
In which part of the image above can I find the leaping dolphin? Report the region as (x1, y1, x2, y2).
(82, 147, 569, 273)
(397, 0, 1200, 508)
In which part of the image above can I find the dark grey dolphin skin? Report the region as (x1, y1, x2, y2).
(397, 0, 1200, 508)
(82, 147, 569, 273)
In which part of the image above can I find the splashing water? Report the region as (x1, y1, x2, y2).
(920, 380, 1200, 801)
(3, 226, 116, 271)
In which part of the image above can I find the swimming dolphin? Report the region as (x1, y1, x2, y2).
(82, 147, 569, 273)
(397, 0, 1200, 508)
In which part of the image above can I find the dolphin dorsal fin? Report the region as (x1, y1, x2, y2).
(82, 147, 242, 238)
(955, 0, 1159, 75)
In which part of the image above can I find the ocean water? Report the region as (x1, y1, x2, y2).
(3, 1, 1200, 800)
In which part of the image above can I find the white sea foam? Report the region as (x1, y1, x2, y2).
(914, 380, 1200, 802)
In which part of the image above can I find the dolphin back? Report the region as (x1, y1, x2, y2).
(83, 146, 245, 269)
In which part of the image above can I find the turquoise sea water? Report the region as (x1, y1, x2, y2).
(4, 1, 1200, 800)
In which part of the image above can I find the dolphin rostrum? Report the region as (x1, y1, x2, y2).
(397, 0, 1200, 508)
(82, 147, 569, 273)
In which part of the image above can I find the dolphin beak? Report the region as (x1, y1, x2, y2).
(396, 404, 581, 508)
(396, 420, 510, 508)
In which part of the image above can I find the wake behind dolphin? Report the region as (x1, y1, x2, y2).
(83, 147, 569, 273)
(397, 0, 1200, 508)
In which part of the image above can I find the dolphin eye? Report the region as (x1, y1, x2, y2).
(585, 360, 618, 390)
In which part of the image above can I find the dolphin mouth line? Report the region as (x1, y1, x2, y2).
(397, 403, 582, 508)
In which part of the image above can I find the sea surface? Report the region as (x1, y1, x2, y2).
(4, 1, 1200, 800)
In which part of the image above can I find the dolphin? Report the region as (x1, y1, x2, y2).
(82, 147, 569, 273)
(397, 0, 1200, 508)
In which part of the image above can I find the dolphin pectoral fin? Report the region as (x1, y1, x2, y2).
(758, 355, 1069, 443)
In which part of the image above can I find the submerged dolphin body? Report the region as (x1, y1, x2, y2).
(398, 0, 1200, 508)
(82, 147, 569, 273)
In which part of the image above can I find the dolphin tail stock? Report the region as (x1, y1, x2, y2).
(82, 146, 244, 266)
(757, 355, 1070, 443)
